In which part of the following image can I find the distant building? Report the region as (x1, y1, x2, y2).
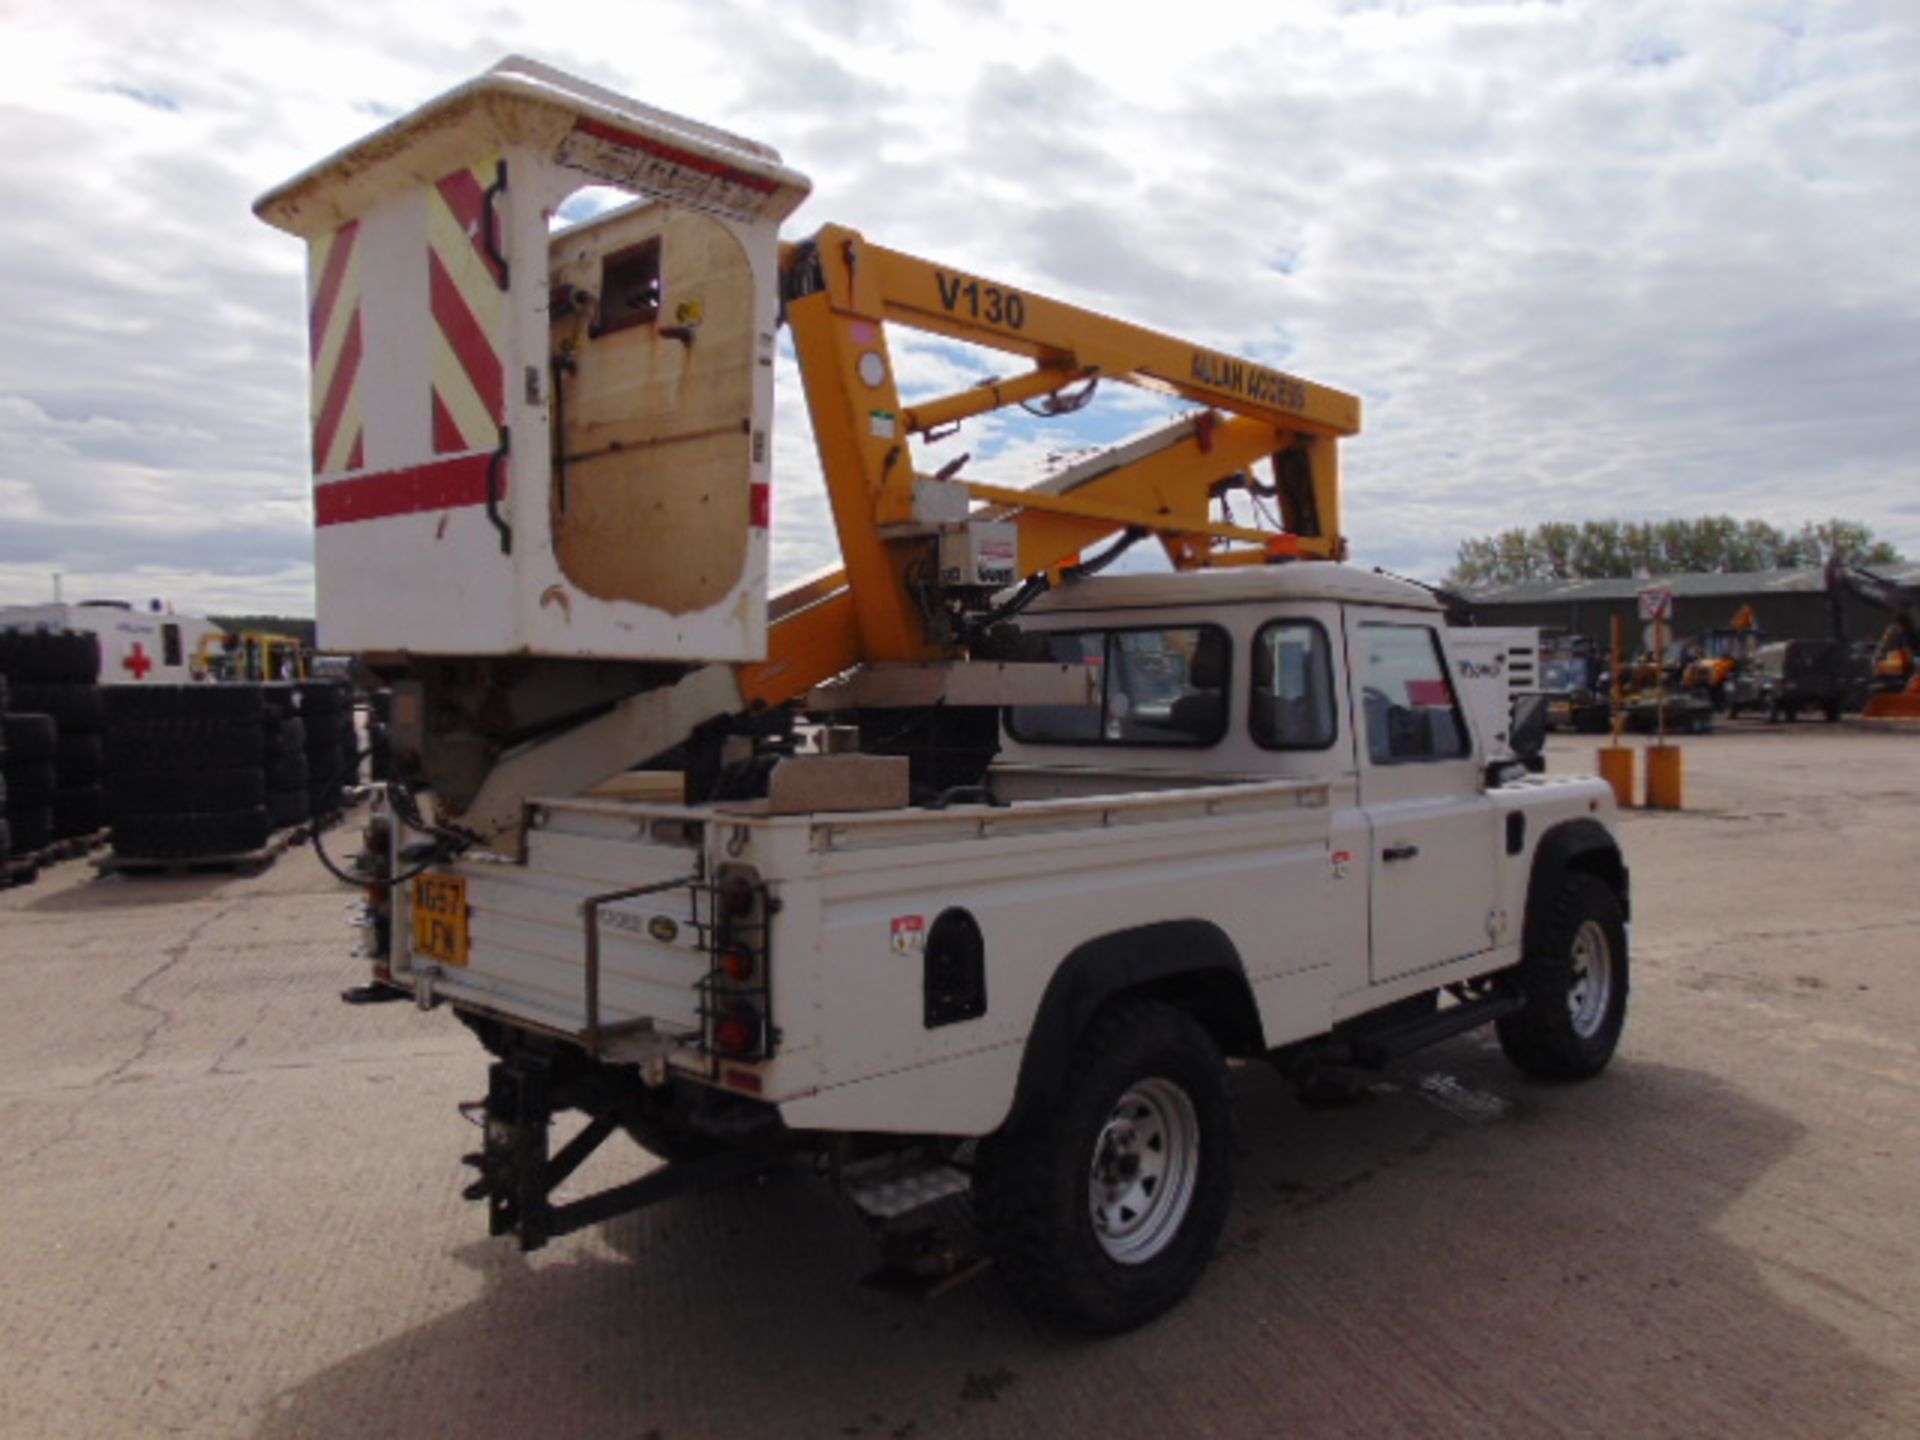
(1461, 565, 1920, 649)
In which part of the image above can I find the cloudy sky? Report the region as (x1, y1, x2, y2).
(1, 0, 1915, 616)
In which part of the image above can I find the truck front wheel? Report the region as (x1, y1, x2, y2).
(974, 999, 1232, 1333)
(1496, 873, 1629, 1081)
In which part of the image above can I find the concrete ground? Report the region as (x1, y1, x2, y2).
(1, 723, 1915, 1439)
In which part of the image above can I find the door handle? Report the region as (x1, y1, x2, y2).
(1382, 844, 1420, 862)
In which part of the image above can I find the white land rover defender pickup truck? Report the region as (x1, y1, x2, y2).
(260, 59, 1629, 1335)
(381, 563, 1627, 1333)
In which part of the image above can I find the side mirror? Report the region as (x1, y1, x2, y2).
(1508, 693, 1548, 774)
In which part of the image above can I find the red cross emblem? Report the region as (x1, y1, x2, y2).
(122, 643, 153, 680)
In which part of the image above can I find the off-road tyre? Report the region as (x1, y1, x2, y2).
(10, 682, 103, 734)
(269, 717, 307, 757)
(0, 630, 99, 685)
(10, 805, 53, 854)
(104, 683, 264, 723)
(56, 734, 103, 786)
(53, 786, 106, 839)
(260, 684, 300, 720)
(5, 760, 56, 809)
(4, 713, 57, 763)
(112, 806, 271, 860)
(266, 750, 309, 794)
(296, 680, 348, 717)
(105, 718, 267, 772)
(1496, 872, 1629, 1081)
(266, 787, 310, 830)
(973, 999, 1233, 1334)
(108, 766, 267, 816)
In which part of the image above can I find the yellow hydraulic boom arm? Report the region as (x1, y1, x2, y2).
(740, 225, 1361, 707)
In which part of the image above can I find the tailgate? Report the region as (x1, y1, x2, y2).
(400, 807, 712, 1041)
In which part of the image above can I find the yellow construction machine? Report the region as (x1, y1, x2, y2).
(1827, 559, 1920, 719)
(1679, 604, 1765, 710)
(197, 630, 312, 683)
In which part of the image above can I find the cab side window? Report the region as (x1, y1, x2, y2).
(1008, 624, 1232, 747)
(1250, 620, 1335, 750)
(1360, 623, 1468, 763)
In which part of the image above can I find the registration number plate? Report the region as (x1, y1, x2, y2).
(412, 874, 469, 967)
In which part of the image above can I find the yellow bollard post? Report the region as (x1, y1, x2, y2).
(1597, 746, 1637, 809)
(1645, 742, 1685, 810)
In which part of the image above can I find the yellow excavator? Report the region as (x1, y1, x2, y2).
(1827, 558, 1920, 719)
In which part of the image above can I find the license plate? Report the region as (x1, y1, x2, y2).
(412, 874, 469, 967)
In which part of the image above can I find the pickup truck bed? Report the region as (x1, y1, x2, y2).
(408, 770, 1337, 1136)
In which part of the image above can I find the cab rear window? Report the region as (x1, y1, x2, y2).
(1007, 624, 1231, 747)
(1250, 619, 1336, 750)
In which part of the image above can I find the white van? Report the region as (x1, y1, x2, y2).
(0, 601, 226, 684)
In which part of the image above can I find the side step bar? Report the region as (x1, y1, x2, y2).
(1346, 991, 1525, 1068)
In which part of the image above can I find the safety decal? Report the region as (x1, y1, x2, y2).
(890, 916, 927, 955)
(1331, 849, 1354, 879)
(313, 453, 494, 527)
(557, 117, 780, 222)
(427, 158, 507, 458)
(307, 219, 364, 476)
(869, 410, 897, 439)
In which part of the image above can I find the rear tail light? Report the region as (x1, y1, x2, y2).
(703, 864, 775, 1060)
(717, 868, 758, 918)
(713, 1005, 761, 1056)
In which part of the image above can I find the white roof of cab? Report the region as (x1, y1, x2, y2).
(1026, 563, 1441, 616)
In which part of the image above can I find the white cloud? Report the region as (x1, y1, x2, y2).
(0, 0, 1915, 623)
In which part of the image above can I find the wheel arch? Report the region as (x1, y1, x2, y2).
(1001, 919, 1260, 1134)
(1525, 817, 1629, 950)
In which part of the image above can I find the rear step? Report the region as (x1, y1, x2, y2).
(843, 1154, 989, 1299)
(843, 1155, 971, 1220)
(1347, 990, 1524, 1067)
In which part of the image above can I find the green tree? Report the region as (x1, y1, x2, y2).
(1446, 516, 1900, 587)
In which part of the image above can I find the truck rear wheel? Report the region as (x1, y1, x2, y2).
(973, 999, 1232, 1333)
(1497, 873, 1628, 1081)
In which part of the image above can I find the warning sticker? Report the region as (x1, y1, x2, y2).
(890, 916, 926, 955)
(557, 118, 781, 222)
(869, 409, 897, 439)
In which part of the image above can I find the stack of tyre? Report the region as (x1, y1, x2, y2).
(299, 680, 358, 821)
(260, 686, 310, 832)
(105, 685, 272, 861)
(19, 672, 107, 844)
(1, 630, 104, 859)
(0, 674, 14, 866)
